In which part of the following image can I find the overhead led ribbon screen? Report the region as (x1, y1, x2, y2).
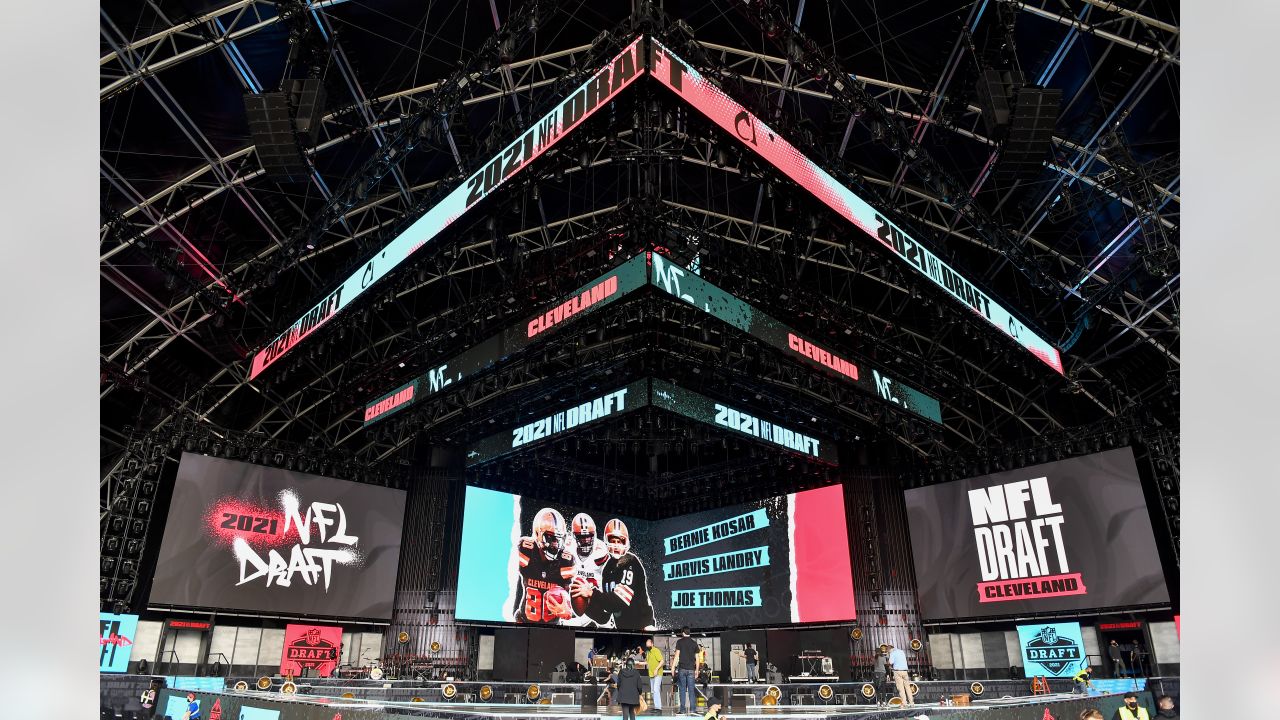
(367, 252, 937, 426)
(249, 36, 646, 379)
(648, 40, 1063, 374)
(648, 253, 942, 422)
(363, 254, 649, 426)
(465, 379, 649, 465)
(464, 378, 839, 466)
(263, 35, 1057, 383)
(650, 379, 838, 464)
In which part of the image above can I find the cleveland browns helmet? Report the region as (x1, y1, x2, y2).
(532, 507, 567, 560)
(571, 513, 597, 558)
(603, 518, 630, 558)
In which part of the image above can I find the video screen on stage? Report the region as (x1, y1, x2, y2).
(455, 483, 855, 630)
(149, 453, 407, 619)
(905, 447, 1169, 620)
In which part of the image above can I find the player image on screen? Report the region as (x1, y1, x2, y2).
(560, 512, 610, 627)
(573, 518, 656, 630)
(513, 507, 577, 624)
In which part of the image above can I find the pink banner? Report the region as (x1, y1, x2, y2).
(976, 572, 1087, 603)
(280, 623, 343, 677)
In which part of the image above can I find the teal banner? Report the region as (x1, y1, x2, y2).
(663, 546, 770, 581)
(664, 507, 769, 555)
(671, 586, 763, 609)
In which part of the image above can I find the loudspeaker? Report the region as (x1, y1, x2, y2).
(289, 78, 327, 144)
(245, 91, 309, 181)
(997, 85, 1061, 180)
(974, 66, 1013, 137)
(245, 78, 326, 182)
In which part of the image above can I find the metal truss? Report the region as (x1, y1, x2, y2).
(101, 8, 1178, 479)
(100, 39, 1178, 392)
(99, 0, 353, 100)
(103, 175, 1123, 486)
(1015, 0, 1179, 65)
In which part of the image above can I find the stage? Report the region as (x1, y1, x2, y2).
(151, 679, 1168, 720)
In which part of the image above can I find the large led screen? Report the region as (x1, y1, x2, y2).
(149, 453, 407, 619)
(905, 448, 1169, 620)
(456, 484, 855, 630)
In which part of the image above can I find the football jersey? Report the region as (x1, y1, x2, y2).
(571, 538, 610, 591)
(585, 552, 655, 630)
(513, 536, 575, 624)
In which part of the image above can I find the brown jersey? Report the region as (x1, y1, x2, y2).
(513, 536, 575, 623)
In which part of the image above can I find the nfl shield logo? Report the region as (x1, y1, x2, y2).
(1024, 626, 1083, 675)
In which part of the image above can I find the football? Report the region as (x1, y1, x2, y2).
(568, 579, 592, 616)
(544, 585, 572, 619)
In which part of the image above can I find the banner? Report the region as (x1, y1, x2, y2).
(99, 612, 138, 673)
(1017, 622, 1088, 677)
(279, 624, 343, 678)
(649, 252, 942, 423)
(455, 483, 855, 629)
(905, 448, 1170, 620)
(250, 37, 646, 379)
(364, 254, 649, 426)
(149, 453, 407, 619)
(648, 39, 1063, 375)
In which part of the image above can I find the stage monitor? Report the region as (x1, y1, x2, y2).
(149, 453, 407, 620)
(455, 483, 855, 630)
(905, 447, 1169, 620)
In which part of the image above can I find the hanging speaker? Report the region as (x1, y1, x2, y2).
(244, 92, 309, 181)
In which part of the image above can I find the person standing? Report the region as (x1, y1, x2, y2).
(1108, 640, 1127, 677)
(1111, 692, 1150, 720)
(611, 660, 646, 720)
(644, 637, 664, 713)
(1080, 711, 1104, 720)
(1154, 695, 1178, 719)
(886, 641, 914, 706)
(872, 650, 888, 686)
(672, 627, 701, 716)
(743, 643, 759, 683)
(1129, 641, 1146, 676)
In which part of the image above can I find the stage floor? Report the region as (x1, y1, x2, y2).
(251, 690, 1090, 719)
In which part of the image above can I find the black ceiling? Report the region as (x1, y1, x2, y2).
(100, 0, 1180, 493)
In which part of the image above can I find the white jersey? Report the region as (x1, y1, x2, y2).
(571, 538, 609, 591)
